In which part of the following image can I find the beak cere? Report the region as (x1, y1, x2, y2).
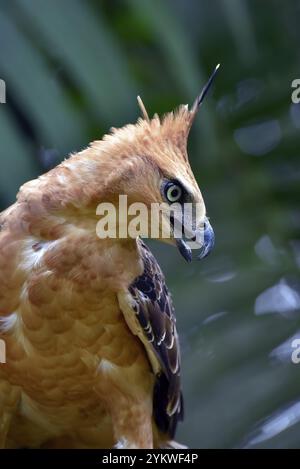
(197, 218, 215, 260)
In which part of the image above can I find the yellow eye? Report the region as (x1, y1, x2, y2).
(165, 183, 183, 203)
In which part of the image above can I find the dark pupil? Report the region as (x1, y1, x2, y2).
(170, 187, 179, 199)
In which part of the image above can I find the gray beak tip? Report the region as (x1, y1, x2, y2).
(176, 238, 192, 263)
(197, 220, 215, 260)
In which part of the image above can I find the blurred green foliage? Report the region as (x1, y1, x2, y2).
(0, 0, 300, 448)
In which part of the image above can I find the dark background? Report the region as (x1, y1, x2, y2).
(0, 0, 300, 448)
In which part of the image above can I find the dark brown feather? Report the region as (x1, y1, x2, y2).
(128, 240, 183, 437)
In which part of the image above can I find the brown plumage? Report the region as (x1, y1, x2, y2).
(0, 67, 218, 449)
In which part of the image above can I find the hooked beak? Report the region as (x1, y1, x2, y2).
(174, 218, 215, 262)
(197, 218, 215, 260)
(175, 238, 193, 263)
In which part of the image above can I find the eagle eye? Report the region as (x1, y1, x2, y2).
(164, 181, 184, 204)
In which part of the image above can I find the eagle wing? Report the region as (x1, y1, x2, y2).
(118, 239, 183, 438)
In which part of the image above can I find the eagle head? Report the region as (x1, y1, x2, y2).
(47, 66, 219, 263)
